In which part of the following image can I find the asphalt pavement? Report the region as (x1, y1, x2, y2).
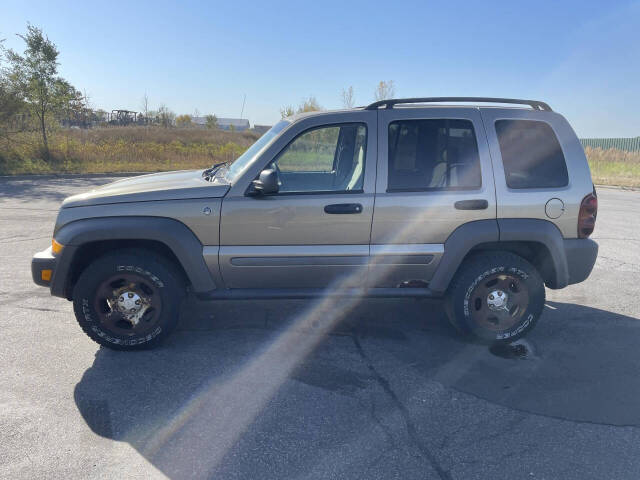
(1, 175, 639, 480)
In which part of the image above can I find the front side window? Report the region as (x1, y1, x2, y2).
(495, 119, 568, 189)
(387, 119, 481, 191)
(272, 123, 367, 193)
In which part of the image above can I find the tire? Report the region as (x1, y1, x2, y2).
(72, 249, 186, 351)
(445, 252, 545, 344)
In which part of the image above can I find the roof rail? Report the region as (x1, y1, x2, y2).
(365, 97, 552, 111)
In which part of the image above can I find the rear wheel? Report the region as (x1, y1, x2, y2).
(72, 250, 186, 350)
(445, 252, 545, 343)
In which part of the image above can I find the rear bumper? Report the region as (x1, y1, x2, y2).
(31, 247, 57, 288)
(564, 238, 598, 285)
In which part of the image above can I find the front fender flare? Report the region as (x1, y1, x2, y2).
(52, 216, 216, 297)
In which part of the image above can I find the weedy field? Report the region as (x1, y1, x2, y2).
(585, 146, 640, 187)
(0, 127, 260, 175)
(1, 128, 638, 188)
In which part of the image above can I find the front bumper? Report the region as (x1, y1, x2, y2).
(31, 245, 77, 298)
(31, 247, 57, 288)
(564, 238, 599, 285)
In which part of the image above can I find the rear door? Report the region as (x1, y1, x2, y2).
(218, 111, 377, 289)
(369, 107, 496, 287)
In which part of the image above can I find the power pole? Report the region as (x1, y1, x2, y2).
(240, 94, 246, 119)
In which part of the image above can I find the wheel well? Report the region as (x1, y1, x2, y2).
(65, 239, 190, 299)
(465, 241, 557, 287)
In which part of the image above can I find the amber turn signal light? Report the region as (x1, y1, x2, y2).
(52, 238, 64, 255)
(41, 269, 52, 281)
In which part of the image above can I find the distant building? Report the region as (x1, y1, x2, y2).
(191, 116, 251, 131)
(191, 116, 208, 127)
(253, 124, 272, 135)
(218, 118, 250, 131)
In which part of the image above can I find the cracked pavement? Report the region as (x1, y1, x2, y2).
(1, 176, 639, 479)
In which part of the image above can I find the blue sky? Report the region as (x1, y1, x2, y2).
(1, 0, 639, 137)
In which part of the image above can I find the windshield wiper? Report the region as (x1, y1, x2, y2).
(202, 162, 230, 181)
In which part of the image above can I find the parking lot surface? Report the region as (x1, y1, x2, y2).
(1, 175, 640, 479)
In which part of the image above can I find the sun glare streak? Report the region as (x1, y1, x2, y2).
(139, 147, 484, 476)
(138, 205, 443, 475)
(143, 286, 367, 475)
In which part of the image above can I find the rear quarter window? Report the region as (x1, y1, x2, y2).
(495, 119, 568, 189)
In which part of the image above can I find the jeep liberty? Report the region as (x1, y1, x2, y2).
(32, 97, 599, 350)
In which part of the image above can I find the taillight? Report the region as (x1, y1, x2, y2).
(578, 192, 598, 238)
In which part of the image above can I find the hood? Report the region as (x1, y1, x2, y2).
(62, 169, 230, 208)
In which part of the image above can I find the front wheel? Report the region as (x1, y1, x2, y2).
(72, 250, 186, 350)
(445, 252, 545, 343)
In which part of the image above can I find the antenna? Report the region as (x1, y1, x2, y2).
(240, 94, 246, 118)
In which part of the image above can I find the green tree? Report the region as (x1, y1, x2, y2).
(297, 95, 321, 113)
(176, 114, 192, 127)
(55, 81, 90, 127)
(280, 96, 322, 118)
(205, 114, 218, 129)
(4, 25, 67, 161)
(157, 104, 175, 128)
(0, 39, 25, 138)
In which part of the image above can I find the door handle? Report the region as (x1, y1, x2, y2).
(324, 203, 363, 214)
(454, 199, 489, 210)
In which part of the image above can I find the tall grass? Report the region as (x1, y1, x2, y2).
(0, 127, 260, 174)
(1, 129, 639, 188)
(585, 146, 640, 187)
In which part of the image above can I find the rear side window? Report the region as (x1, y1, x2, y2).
(388, 119, 481, 191)
(495, 119, 568, 189)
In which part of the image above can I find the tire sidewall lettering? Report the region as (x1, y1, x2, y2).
(116, 265, 164, 288)
(90, 325, 162, 346)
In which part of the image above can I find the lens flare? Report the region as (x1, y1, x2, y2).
(138, 154, 482, 476)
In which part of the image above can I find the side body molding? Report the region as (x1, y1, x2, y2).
(53, 217, 216, 296)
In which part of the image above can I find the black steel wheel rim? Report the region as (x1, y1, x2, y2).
(469, 272, 530, 332)
(93, 272, 162, 336)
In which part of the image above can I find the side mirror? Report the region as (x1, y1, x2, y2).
(248, 168, 279, 196)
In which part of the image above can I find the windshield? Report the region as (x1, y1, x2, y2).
(224, 120, 289, 182)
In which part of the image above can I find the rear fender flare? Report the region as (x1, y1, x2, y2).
(497, 218, 569, 289)
(429, 218, 569, 294)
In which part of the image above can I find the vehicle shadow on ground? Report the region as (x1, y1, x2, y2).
(74, 299, 640, 479)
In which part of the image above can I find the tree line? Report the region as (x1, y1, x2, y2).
(279, 81, 396, 118)
(1, 24, 399, 166)
(0, 25, 93, 162)
(0, 25, 211, 165)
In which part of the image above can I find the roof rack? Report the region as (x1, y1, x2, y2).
(365, 97, 552, 111)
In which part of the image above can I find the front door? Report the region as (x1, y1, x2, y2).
(219, 111, 377, 289)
